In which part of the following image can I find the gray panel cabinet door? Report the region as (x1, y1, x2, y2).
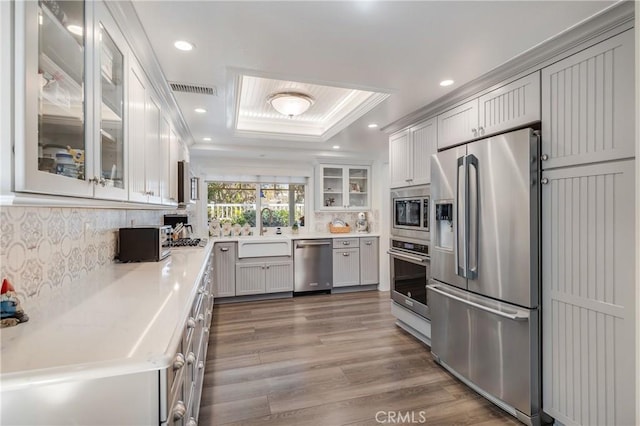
(542, 159, 635, 426)
(235, 263, 266, 296)
(359, 237, 379, 285)
(437, 98, 479, 150)
(389, 130, 412, 188)
(541, 30, 634, 170)
(213, 242, 236, 297)
(332, 248, 360, 287)
(478, 71, 541, 138)
(411, 118, 437, 186)
(264, 261, 293, 293)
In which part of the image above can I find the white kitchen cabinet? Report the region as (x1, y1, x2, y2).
(437, 99, 479, 150)
(389, 117, 436, 188)
(316, 165, 371, 211)
(332, 247, 360, 287)
(478, 71, 540, 137)
(167, 128, 181, 205)
(541, 30, 635, 170)
(13, 0, 183, 206)
(359, 237, 379, 285)
(438, 72, 541, 150)
(541, 159, 635, 426)
(213, 242, 236, 297)
(236, 259, 293, 295)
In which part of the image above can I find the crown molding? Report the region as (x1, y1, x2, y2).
(382, 0, 635, 134)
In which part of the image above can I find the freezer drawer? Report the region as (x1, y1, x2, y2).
(428, 282, 540, 424)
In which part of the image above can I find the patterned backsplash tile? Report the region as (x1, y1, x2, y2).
(0, 206, 174, 305)
(313, 210, 379, 234)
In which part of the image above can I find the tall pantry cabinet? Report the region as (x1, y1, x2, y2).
(540, 29, 636, 426)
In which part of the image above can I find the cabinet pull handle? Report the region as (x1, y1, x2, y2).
(365, 241, 372, 245)
(173, 353, 185, 371)
(220, 247, 229, 252)
(541, 154, 549, 161)
(172, 401, 187, 421)
(342, 241, 350, 245)
(343, 252, 350, 256)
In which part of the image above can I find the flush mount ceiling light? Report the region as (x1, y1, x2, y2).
(174, 40, 194, 51)
(267, 92, 314, 118)
(440, 79, 454, 87)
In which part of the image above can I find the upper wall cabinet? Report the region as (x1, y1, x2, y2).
(13, 0, 185, 206)
(437, 72, 541, 150)
(316, 165, 371, 211)
(540, 30, 635, 170)
(389, 117, 436, 188)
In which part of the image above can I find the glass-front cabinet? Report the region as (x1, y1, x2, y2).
(316, 165, 371, 211)
(15, 1, 129, 200)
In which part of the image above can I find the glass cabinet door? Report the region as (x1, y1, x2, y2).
(321, 166, 344, 209)
(38, 1, 87, 180)
(347, 167, 368, 208)
(93, 2, 128, 200)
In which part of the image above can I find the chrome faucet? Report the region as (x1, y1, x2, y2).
(260, 207, 273, 235)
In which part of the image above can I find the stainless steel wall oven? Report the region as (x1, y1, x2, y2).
(388, 238, 430, 319)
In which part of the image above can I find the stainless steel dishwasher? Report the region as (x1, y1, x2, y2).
(294, 239, 333, 293)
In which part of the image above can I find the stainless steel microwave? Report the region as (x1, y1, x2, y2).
(118, 226, 172, 262)
(391, 185, 430, 241)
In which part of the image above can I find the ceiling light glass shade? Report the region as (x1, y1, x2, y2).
(267, 92, 314, 117)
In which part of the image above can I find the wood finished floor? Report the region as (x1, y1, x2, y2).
(198, 291, 520, 426)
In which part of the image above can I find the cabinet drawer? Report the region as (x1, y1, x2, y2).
(333, 238, 359, 248)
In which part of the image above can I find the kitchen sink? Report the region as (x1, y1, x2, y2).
(236, 235, 292, 258)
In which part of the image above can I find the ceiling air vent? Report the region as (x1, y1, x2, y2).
(169, 82, 218, 96)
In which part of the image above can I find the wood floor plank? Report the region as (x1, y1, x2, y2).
(199, 290, 522, 426)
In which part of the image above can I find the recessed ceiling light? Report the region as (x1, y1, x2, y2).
(367, 123, 378, 128)
(174, 40, 194, 51)
(333, 145, 340, 149)
(67, 25, 83, 36)
(440, 79, 454, 87)
(194, 108, 207, 113)
(203, 137, 211, 141)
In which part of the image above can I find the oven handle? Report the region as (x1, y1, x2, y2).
(427, 284, 529, 321)
(387, 250, 429, 264)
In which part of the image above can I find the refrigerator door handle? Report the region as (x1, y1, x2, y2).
(467, 154, 479, 280)
(455, 155, 467, 278)
(427, 284, 529, 321)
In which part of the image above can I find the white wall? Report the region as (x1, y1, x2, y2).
(378, 162, 390, 291)
(1, 1, 13, 196)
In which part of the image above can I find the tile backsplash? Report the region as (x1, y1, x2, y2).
(312, 210, 379, 234)
(0, 206, 174, 304)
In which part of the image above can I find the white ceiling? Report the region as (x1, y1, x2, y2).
(133, 0, 616, 162)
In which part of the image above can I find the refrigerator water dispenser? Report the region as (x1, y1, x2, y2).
(435, 203, 453, 250)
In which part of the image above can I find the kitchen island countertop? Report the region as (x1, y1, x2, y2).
(0, 241, 214, 391)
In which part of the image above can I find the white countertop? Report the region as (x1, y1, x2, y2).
(0, 242, 213, 391)
(212, 232, 380, 243)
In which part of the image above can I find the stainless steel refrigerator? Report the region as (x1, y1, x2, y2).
(427, 128, 542, 425)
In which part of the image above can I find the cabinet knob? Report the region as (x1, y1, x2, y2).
(343, 252, 350, 256)
(541, 178, 549, 185)
(365, 241, 372, 245)
(172, 401, 187, 421)
(541, 154, 549, 161)
(173, 353, 185, 371)
(186, 417, 198, 426)
(471, 128, 477, 136)
(220, 247, 229, 252)
(198, 361, 205, 370)
(186, 351, 196, 365)
(88, 176, 100, 185)
(187, 317, 196, 329)
(342, 241, 350, 245)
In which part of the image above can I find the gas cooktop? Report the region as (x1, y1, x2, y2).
(171, 238, 204, 248)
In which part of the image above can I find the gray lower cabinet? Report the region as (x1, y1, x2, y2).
(236, 259, 293, 296)
(359, 237, 379, 285)
(213, 242, 236, 297)
(333, 248, 360, 287)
